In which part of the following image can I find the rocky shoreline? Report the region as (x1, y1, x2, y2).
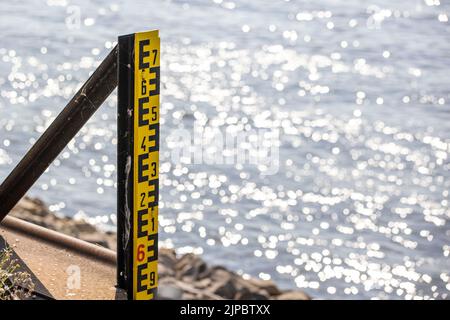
(10, 196, 310, 300)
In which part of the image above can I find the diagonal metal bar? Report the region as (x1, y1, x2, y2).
(0, 45, 118, 222)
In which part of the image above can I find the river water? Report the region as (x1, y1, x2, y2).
(0, 0, 449, 299)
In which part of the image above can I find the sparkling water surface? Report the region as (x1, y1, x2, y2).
(0, 0, 449, 299)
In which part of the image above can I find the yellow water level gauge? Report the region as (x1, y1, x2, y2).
(117, 30, 160, 300)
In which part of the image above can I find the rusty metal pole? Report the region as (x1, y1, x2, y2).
(0, 45, 118, 222)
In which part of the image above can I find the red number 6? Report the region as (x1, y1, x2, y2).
(137, 244, 145, 262)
